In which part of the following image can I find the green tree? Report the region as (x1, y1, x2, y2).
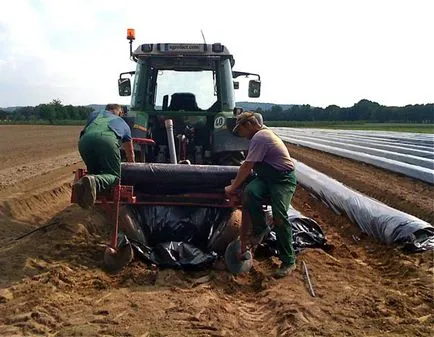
(269, 105, 284, 121)
(50, 98, 65, 120)
(77, 106, 93, 120)
(352, 99, 380, 121)
(65, 105, 79, 120)
(39, 104, 56, 123)
(325, 105, 340, 121)
(15, 106, 36, 120)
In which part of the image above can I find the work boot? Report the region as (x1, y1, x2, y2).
(274, 262, 296, 278)
(72, 180, 84, 205)
(79, 175, 96, 209)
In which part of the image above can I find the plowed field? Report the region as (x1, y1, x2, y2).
(0, 125, 432, 337)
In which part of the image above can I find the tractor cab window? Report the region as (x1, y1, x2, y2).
(155, 71, 215, 111)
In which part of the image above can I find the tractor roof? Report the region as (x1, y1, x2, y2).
(133, 43, 233, 58)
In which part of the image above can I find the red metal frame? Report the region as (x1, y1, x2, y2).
(71, 168, 242, 250)
(132, 137, 155, 145)
(70, 137, 251, 251)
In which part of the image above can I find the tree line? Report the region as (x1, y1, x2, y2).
(257, 100, 434, 123)
(1, 99, 433, 124)
(0, 99, 93, 123)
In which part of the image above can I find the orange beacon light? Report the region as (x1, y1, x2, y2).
(127, 28, 135, 41)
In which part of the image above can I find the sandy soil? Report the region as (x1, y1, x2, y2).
(0, 126, 433, 337)
(0, 126, 82, 191)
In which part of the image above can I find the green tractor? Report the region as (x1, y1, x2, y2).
(118, 29, 262, 165)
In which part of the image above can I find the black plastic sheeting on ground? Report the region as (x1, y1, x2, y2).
(294, 161, 434, 252)
(257, 206, 329, 257)
(119, 205, 328, 270)
(133, 241, 218, 270)
(130, 206, 233, 249)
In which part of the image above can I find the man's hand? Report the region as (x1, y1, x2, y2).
(224, 185, 236, 195)
(228, 161, 254, 193)
(122, 140, 135, 163)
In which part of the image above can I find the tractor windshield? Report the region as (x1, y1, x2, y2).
(130, 57, 235, 113)
(155, 70, 215, 110)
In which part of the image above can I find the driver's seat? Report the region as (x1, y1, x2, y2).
(168, 93, 200, 111)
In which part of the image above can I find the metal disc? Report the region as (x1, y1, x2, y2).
(224, 238, 252, 274)
(103, 244, 134, 272)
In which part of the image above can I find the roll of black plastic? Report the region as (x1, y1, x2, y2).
(121, 163, 240, 193)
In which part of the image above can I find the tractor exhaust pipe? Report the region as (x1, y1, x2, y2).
(165, 119, 177, 164)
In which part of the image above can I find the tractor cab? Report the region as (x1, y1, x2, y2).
(118, 29, 261, 165)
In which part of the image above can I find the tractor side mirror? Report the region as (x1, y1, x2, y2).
(118, 78, 131, 96)
(248, 80, 261, 98)
(233, 81, 239, 89)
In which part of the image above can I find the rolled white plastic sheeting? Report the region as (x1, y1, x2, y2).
(278, 134, 434, 168)
(275, 128, 434, 148)
(276, 130, 434, 158)
(276, 134, 434, 184)
(294, 160, 434, 251)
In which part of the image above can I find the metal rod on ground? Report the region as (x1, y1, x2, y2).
(110, 183, 121, 249)
(13, 221, 60, 241)
(103, 182, 134, 271)
(302, 260, 316, 297)
(240, 208, 250, 254)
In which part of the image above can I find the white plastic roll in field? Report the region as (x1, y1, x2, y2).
(294, 160, 434, 248)
(277, 135, 434, 184)
(279, 134, 434, 168)
(273, 129, 434, 159)
(274, 128, 434, 151)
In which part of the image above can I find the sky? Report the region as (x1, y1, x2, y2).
(0, 0, 433, 108)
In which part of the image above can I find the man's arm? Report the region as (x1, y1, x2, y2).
(225, 161, 254, 194)
(122, 140, 135, 162)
